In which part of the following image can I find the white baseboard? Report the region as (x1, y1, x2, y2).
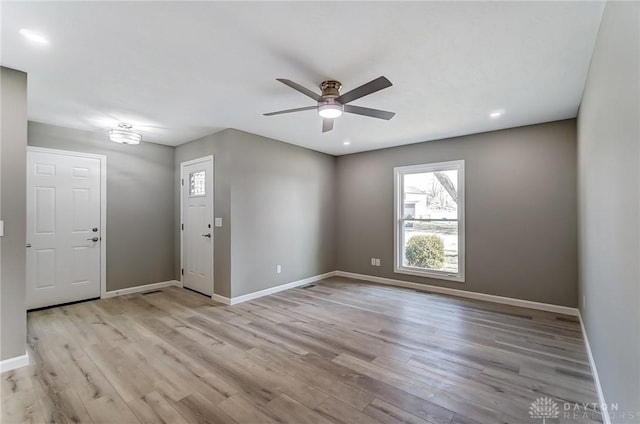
(209, 270, 578, 316)
(578, 311, 611, 424)
(0, 351, 30, 373)
(102, 280, 182, 299)
(333, 271, 579, 316)
(210, 293, 232, 305)
(210, 271, 337, 306)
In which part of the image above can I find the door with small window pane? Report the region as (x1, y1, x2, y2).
(181, 157, 214, 296)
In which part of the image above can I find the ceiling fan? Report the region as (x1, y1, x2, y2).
(264, 76, 395, 133)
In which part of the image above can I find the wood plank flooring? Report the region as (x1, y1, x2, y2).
(1, 277, 602, 423)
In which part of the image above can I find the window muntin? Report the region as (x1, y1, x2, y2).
(189, 170, 206, 197)
(394, 161, 465, 282)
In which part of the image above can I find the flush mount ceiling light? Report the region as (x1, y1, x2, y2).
(490, 110, 504, 118)
(108, 123, 142, 145)
(19, 29, 49, 45)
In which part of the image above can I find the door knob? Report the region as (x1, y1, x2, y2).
(201, 233, 212, 238)
(26, 243, 32, 248)
(87, 237, 99, 242)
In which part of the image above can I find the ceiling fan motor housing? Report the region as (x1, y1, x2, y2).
(318, 80, 344, 118)
(320, 80, 342, 98)
(264, 76, 394, 132)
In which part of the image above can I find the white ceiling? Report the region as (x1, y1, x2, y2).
(2, 1, 605, 155)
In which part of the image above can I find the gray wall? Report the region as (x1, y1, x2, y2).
(336, 120, 578, 307)
(28, 122, 176, 291)
(0, 67, 28, 360)
(175, 129, 335, 298)
(228, 130, 335, 297)
(577, 1, 640, 420)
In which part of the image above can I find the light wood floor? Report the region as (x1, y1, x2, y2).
(2, 277, 602, 424)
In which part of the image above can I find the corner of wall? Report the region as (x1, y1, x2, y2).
(576, 1, 640, 418)
(0, 67, 28, 361)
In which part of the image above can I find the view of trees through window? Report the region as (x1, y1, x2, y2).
(402, 169, 459, 273)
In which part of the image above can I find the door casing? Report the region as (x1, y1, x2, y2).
(180, 155, 214, 297)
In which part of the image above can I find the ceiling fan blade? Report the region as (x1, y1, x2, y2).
(276, 79, 322, 102)
(263, 106, 317, 116)
(322, 118, 334, 133)
(344, 105, 395, 120)
(335, 76, 393, 105)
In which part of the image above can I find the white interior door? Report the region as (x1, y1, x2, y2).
(181, 157, 214, 296)
(26, 148, 104, 309)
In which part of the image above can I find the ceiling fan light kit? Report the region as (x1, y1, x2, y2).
(264, 76, 395, 133)
(318, 101, 343, 119)
(108, 122, 142, 145)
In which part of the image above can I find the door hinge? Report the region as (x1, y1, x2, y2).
(181, 223, 184, 231)
(181, 268, 184, 276)
(181, 178, 184, 186)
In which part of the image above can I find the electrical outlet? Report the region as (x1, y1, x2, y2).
(371, 258, 376, 266)
(276, 265, 282, 274)
(375, 258, 381, 266)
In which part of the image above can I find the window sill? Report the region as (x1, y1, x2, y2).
(394, 267, 465, 283)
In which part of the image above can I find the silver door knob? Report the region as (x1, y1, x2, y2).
(201, 233, 211, 238)
(87, 237, 99, 242)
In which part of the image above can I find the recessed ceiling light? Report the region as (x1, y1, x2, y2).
(19, 29, 49, 45)
(343, 140, 351, 146)
(489, 110, 504, 119)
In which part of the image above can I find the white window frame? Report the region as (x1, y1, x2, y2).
(394, 160, 465, 282)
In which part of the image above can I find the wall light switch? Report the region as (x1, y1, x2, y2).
(214, 217, 222, 227)
(276, 265, 282, 274)
(371, 258, 376, 266)
(375, 258, 381, 266)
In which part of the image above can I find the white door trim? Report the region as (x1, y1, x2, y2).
(26, 146, 108, 298)
(180, 155, 214, 297)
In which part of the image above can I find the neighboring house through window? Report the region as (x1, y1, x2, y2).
(394, 160, 465, 282)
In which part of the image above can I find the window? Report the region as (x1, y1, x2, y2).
(394, 160, 465, 282)
(189, 170, 206, 197)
